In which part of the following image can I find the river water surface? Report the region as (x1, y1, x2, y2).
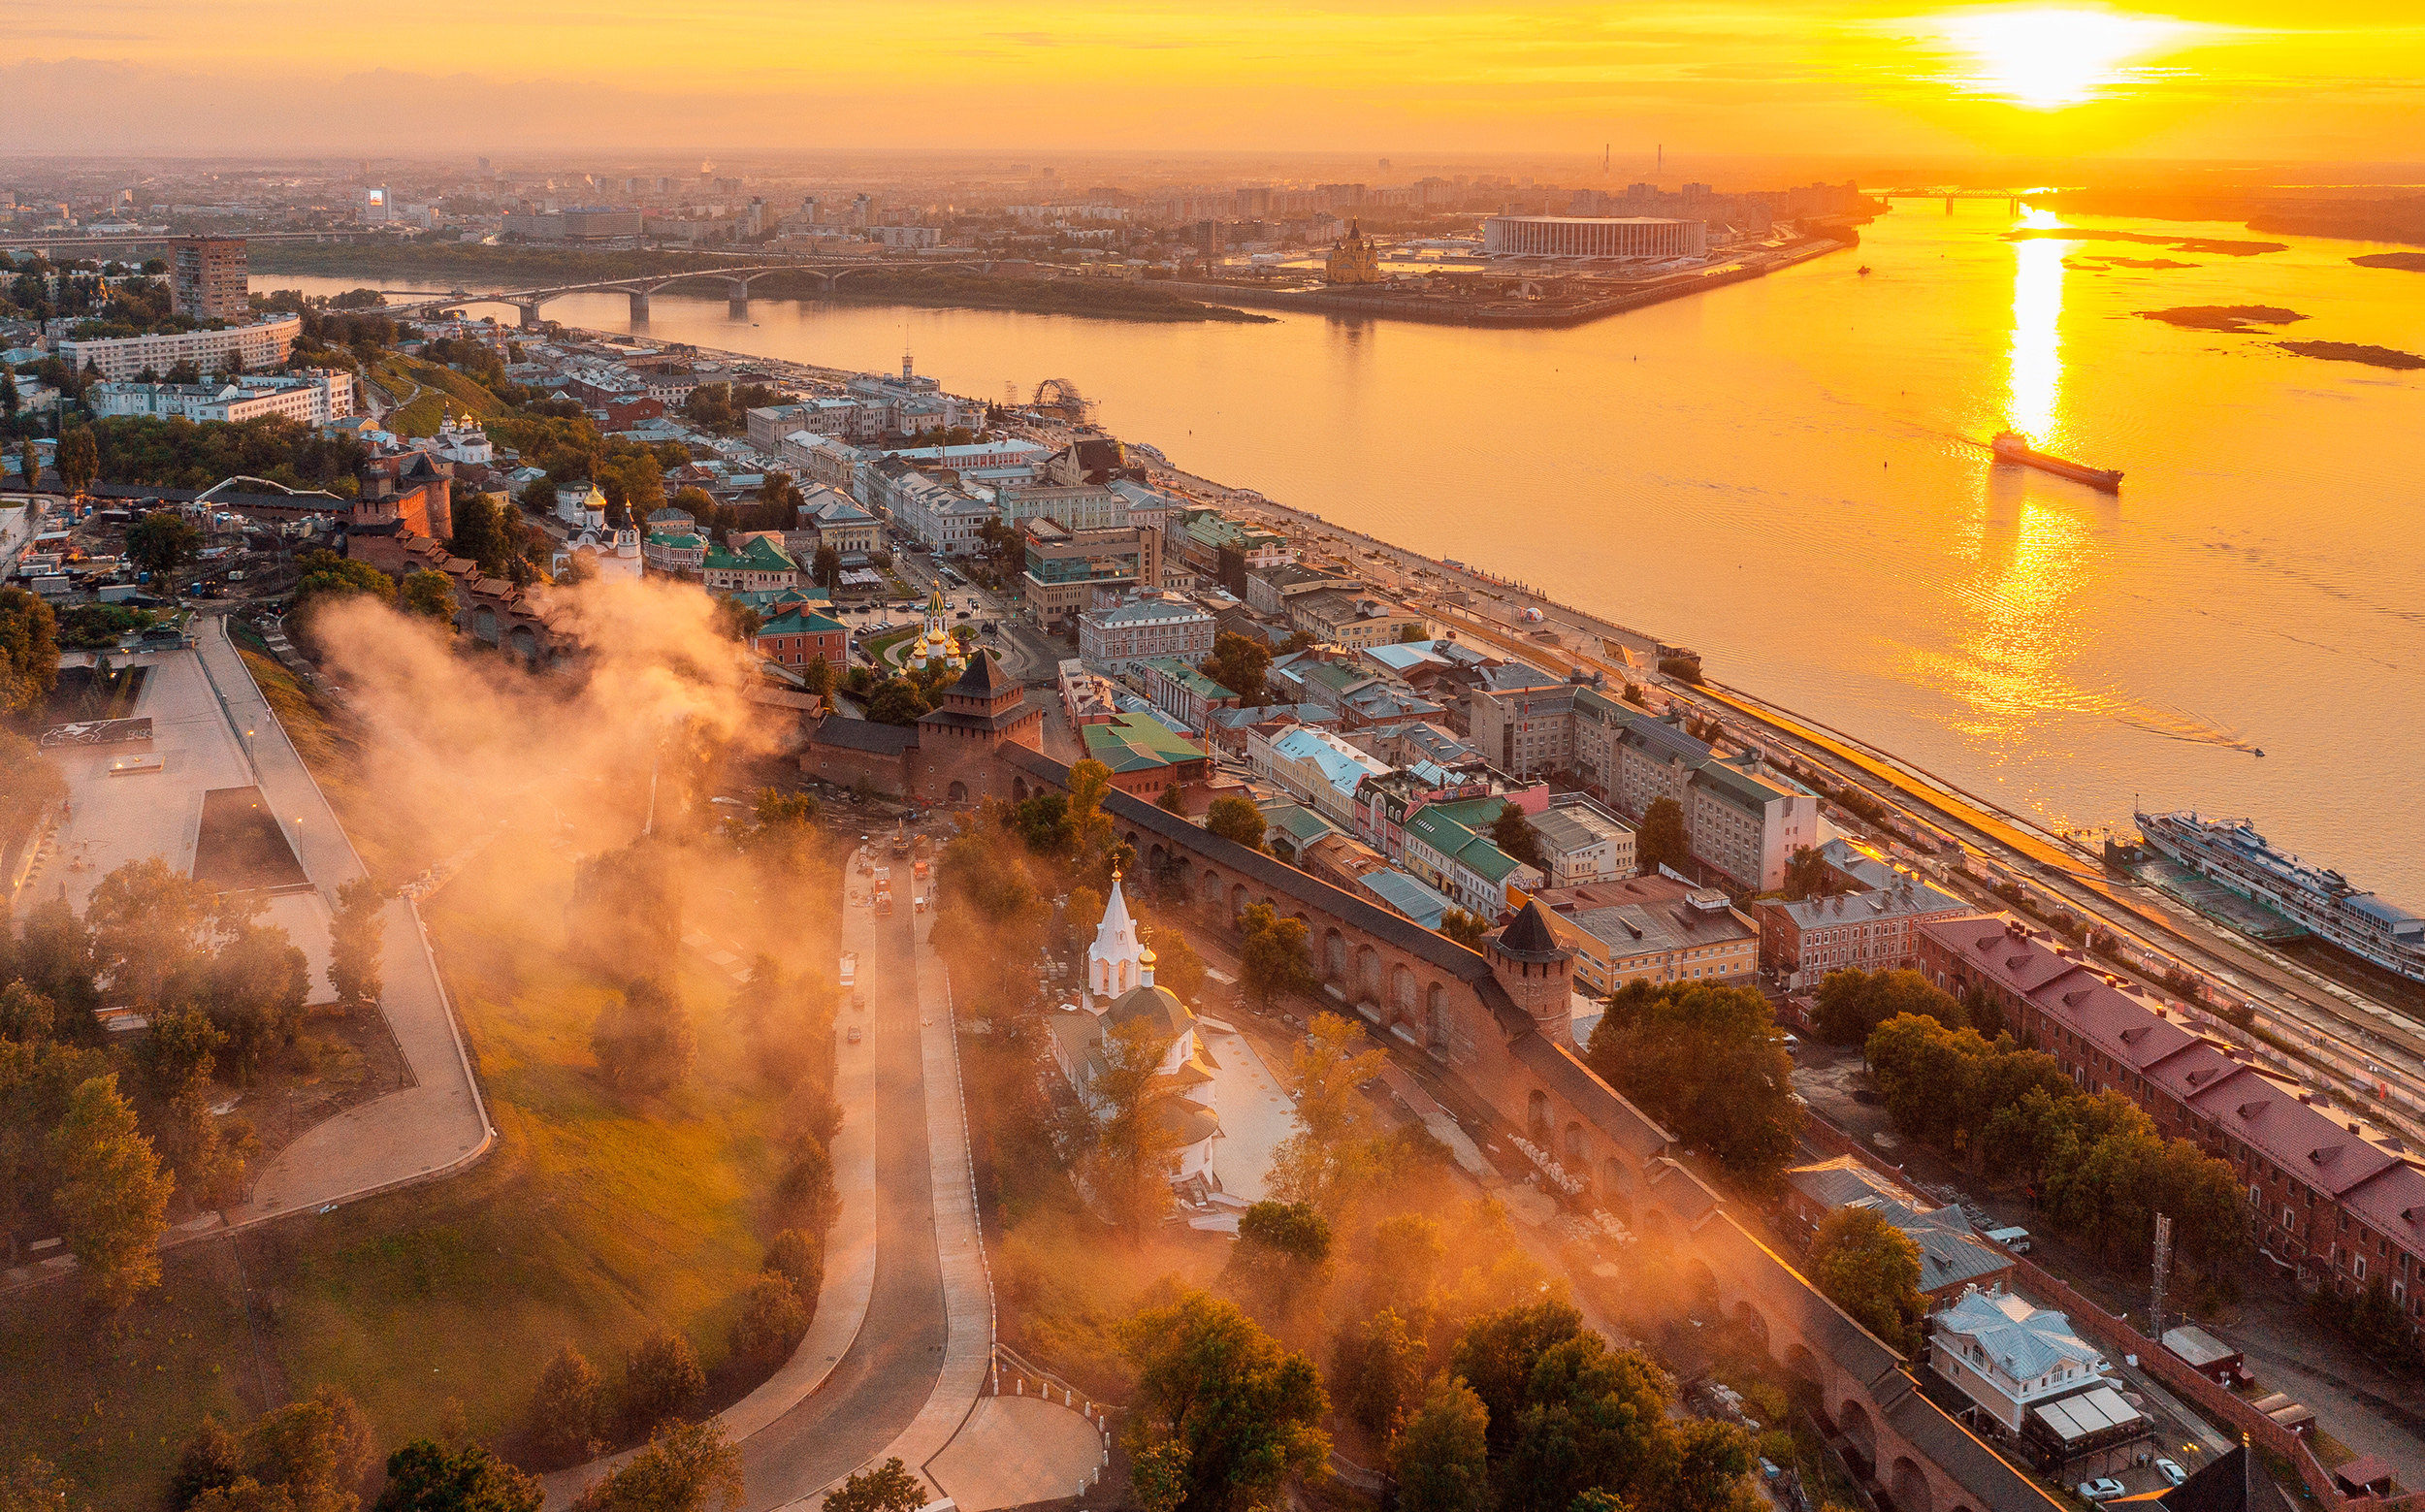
(256, 207, 2425, 901)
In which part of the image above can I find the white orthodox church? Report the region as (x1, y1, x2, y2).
(1045, 874, 1222, 1188)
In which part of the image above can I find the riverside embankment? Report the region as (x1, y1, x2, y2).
(1168, 471, 2425, 1146)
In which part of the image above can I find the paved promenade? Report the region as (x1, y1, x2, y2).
(195, 617, 494, 1225)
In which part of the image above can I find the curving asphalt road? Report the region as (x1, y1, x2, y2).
(735, 892, 948, 1507)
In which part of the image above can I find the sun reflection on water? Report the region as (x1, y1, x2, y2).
(2005, 207, 2067, 442)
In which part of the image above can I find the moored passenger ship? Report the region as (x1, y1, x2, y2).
(2136, 810, 2425, 982)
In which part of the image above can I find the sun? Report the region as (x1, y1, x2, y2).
(1924, 6, 2196, 108)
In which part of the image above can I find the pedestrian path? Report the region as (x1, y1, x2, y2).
(197, 617, 493, 1227)
(927, 1397, 1106, 1510)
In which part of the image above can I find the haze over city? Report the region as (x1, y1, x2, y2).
(9, 0, 2425, 159)
(3, 8, 2423, 1512)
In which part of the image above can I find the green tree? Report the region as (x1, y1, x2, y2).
(1636, 796, 1688, 874)
(171, 1419, 244, 1509)
(1062, 885, 1105, 955)
(16, 437, 37, 490)
(54, 427, 97, 496)
(186, 1385, 372, 1512)
(1146, 927, 1208, 1003)
(1084, 1016, 1187, 1230)
(864, 678, 930, 725)
(1393, 1375, 1492, 1512)
(373, 1441, 544, 1512)
(1585, 981, 1798, 1185)
(1228, 1199, 1334, 1323)
(1130, 1440, 1191, 1512)
(50, 1072, 172, 1306)
(1781, 846, 1833, 901)
(1204, 795, 1266, 853)
(206, 915, 311, 1078)
(1, 587, 61, 720)
(1815, 968, 1963, 1046)
(1334, 1307, 1427, 1438)
(763, 1229, 824, 1300)
(291, 549, 398, 632)
(329, 877, 385, 1011)
(527, 1341, 605, 1464)
(572, 1421, 742, 1512)
(0, 1454, 73, 1512)
(125, 509, 205, 580)
(1809, 1206, 1925, 1354)
(447, 493, 509, 577)
(622, 1331, 705, 1433)
(1439, 909, 1490, 950)
(1492, 802, 1545, 870)
(1269, 1012, 1389, 1214)
(728, 1272, 808, 1365)
(1237, 902, 1311, 1011)
(85, 855, 222, 1013)
(819, 1459, 923, 1512)
(812, 545, 841, 589)
(1200, 631, 1273, 703)
(400, 570, 457, 625)
(517, 477, 557, 517)
(1119, 1290, 1329, 1512)
(593, 978, 697, 1096)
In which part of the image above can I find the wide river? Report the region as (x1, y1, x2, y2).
(255, 208, 2425, 901)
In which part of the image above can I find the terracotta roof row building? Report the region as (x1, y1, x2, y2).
(1917, 915, 2425, 1325)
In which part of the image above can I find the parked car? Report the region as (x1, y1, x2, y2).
(2078, 1480, 2127, 1502)
(2156, 1461, 2187, 1488)
(846, 1026, 862, 1045)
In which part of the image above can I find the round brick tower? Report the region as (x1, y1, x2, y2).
(1487, 900, 1576, 1045)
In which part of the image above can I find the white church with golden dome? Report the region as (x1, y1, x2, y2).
(1045, 873, 1222, 1189)
(910, 586, 965, 671)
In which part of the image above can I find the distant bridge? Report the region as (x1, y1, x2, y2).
(379, 259, 1001, 327)
(1876, 188, 2075, 214)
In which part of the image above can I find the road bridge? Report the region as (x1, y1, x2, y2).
(381, 259, 998, 327)
(1876, 188, 2073, 215)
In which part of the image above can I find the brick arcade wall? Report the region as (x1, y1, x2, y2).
(1000, 743, 2065, 1512)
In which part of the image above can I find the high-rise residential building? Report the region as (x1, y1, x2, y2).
(170, 237, 248, 321)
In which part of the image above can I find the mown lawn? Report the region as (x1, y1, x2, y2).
(0, 843, 793, 1509)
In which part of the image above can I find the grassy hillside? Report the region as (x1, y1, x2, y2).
(371, 354, 514, 438)
(0, 845, 792, 1506)
(0, 656, 820, 1508)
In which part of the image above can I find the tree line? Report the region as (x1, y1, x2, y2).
(1, 857, 385, 1304)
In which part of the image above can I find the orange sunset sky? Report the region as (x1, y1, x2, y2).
(5, 0, 2422, 162)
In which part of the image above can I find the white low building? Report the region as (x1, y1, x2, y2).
(553, 526, 643, 583)
(88, 369, 354, 426)
(1045, 876, 1221, 1189)
(58, 314, 304, 382)
(1928, 1286, 2113, 1432)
